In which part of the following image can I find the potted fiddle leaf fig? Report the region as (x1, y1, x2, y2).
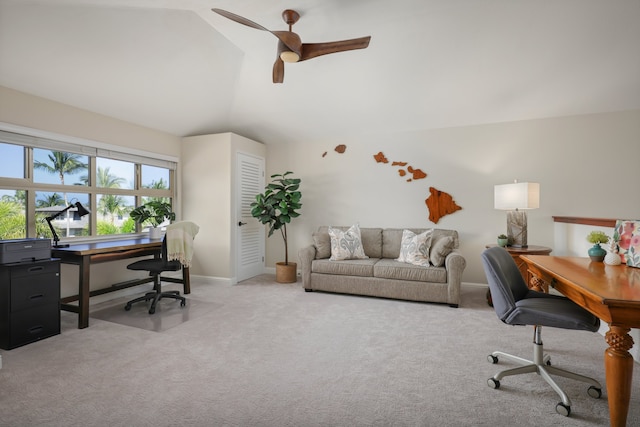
(250, 171, 302, 283)
(130, 200, 175, 239)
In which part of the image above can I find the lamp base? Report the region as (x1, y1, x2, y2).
(506, 210, 528, 248)
(52, 243, 70, 248)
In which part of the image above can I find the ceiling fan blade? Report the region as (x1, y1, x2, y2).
(272, 31, 302, 58)
(273, 57, 285, 84)
(300, 36, 371, 61)
(211, 8, 271, 32)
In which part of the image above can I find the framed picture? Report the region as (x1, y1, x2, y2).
(613, 220, 640, 268)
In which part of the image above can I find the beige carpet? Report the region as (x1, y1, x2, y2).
(0, 276, 638, 426)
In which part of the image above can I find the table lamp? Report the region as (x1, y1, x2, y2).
(494, 181, 539, 248)
(46, 201, 90, 248)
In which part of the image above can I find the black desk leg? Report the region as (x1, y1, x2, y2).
(183, 267, 191, 294)
(79, 256, 91, 329)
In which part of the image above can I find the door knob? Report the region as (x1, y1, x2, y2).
(238, 221, 247, 226)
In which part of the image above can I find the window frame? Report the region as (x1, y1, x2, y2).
(0, 124, 178, 243)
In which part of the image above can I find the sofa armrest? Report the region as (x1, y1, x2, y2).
(298, 245, 317, 288)
(444, 250, 466, 307)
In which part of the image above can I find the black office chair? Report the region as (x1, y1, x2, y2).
(124, 235, 185, 314)
(480, 246, 602, 417)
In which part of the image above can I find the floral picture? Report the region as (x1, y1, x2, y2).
(613, 220, 640, 268)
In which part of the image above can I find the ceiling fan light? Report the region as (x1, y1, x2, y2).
(280, 51, 300, 63)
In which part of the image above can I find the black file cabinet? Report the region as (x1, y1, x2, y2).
(0, 259, 61, 350)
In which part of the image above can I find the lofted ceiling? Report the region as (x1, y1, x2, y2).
(1, 0, 639, 145)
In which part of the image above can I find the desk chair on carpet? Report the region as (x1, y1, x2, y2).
(125, 221, 199, 314)
(480, 246, 602, 417)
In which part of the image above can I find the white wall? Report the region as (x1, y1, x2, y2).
(181, 132, 266, 280)
(264, 110, 640, 284)
(0, 86, 180, 160)
(554, 222, 618, 257)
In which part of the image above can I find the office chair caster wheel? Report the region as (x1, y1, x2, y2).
(487, 378, 500, 389)
(587, 386, 602, 399)
(124, 304, 131, 311)
(148, 307, 156, 314)
(487, 355, 498, 364)
(555, 402, 571, 416)
(180, 300, 186, 307)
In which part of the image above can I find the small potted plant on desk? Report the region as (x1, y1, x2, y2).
(586, 230, 609, 262)
(250, 171, 302, 283)
(497, 234, 509, 247)
(130, 200, 176, 239)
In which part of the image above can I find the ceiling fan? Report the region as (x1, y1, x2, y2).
(212, 8, 371, 83)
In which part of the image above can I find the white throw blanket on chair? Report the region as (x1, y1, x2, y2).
(166, 221, 199, 267)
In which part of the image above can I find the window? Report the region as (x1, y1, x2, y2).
(33, 148, 89, 186)
(0, 129, 177, 241)
(0, 142, 24, 179)
(0, 189, 26, 238)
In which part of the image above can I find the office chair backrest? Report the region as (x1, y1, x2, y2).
(160, 234, 171, 265)
(481, 247, 530, 323)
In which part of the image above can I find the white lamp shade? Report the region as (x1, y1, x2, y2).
(494, 182, 540, 210)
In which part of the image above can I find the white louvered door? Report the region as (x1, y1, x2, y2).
(236, 152, 265, 282)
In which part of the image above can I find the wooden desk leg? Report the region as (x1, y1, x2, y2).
(604, 326, 634, 427)
(182, 267, 191, 294)
(78, 256, 91, 329)
(528, 275, 547, 292)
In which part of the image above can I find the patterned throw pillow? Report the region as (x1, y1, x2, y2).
(614, 220, 640, 268)
(397, 229, 433, 267)
(329, 224, 369, 260)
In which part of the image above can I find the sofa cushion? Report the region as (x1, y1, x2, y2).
(313, 232, 331, 259)
(312, 258, 379, 277)
(397, 229, 432, 267)
(430, 235, 455, 267)
(359, 227, 383, 258)
(374, 259, 447, 283)
(329, 224, 369, 260)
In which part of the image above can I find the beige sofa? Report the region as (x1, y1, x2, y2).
(298, 227, 466, 307)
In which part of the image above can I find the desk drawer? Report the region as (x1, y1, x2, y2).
(7, 303, 60, 349)
(11, 278, 60, 311)
(10, 261, 59, 279)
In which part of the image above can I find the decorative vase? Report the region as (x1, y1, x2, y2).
(497, 238, 508, 247)
(604, 252, 621, 266)
(588, 243, 606, 262)
(604, 240, 622, 265)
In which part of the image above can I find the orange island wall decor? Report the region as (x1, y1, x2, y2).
(320, 146, 463, 224)
(373, 151, 462, 224)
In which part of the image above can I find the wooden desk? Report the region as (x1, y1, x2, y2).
(521, 255, 640, 427)
(52, 238, 190, 329)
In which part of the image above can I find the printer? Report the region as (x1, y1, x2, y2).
(0, 238, 52, 265)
